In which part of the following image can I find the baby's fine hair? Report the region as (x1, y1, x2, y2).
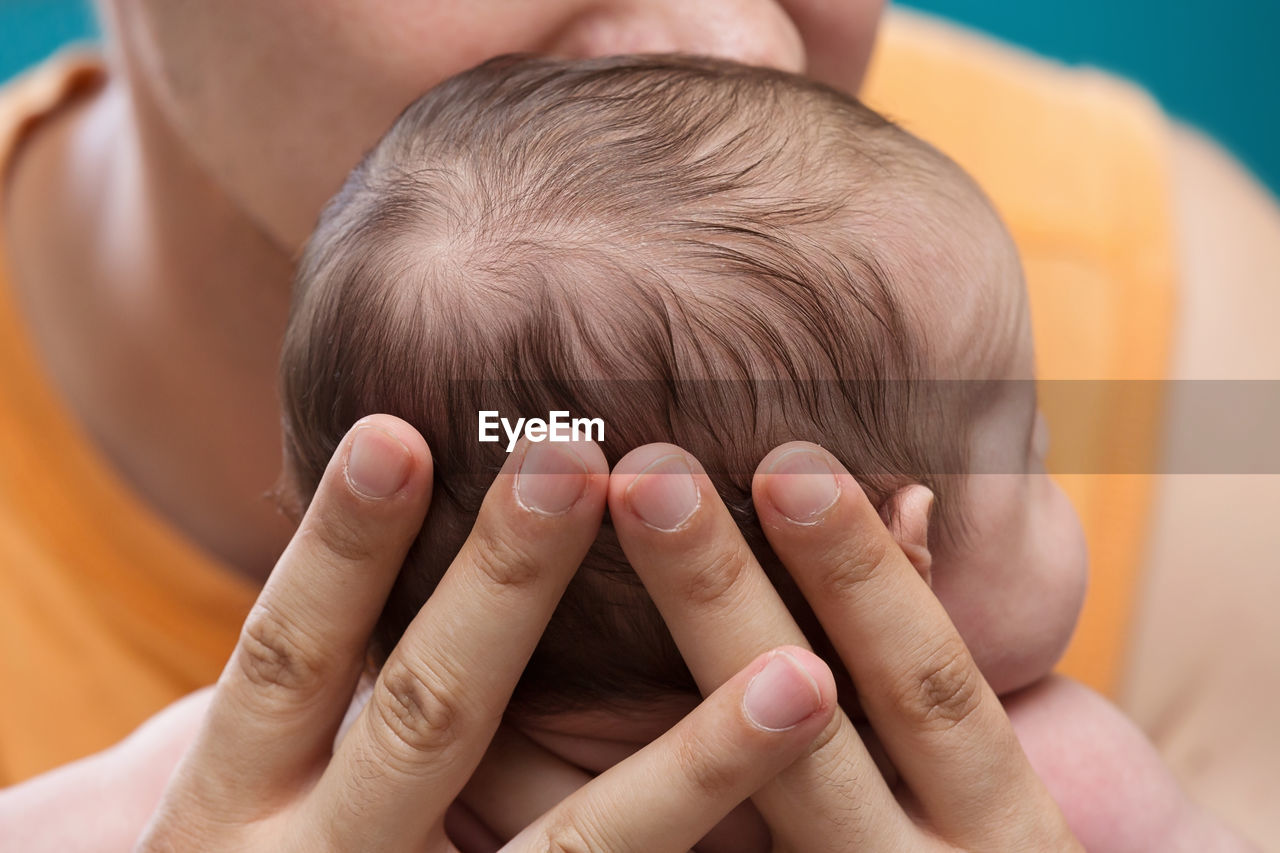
(280, 54, 979, 711)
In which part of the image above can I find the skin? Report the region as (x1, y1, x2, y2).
(482, 241, 1246, 847)
(127, 428, 841, 852)
(0, 421, 1080, 851)
(5, 0, 883, 579)
(1121, 126, 1280, 847)
(491, 200, 1084, 848)
(133, 424, 1080, 852)
(1, 0, 1278, 847)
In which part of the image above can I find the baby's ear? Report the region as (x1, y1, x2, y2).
(264, 468, 307, 527)
(877, 485, 934, 586)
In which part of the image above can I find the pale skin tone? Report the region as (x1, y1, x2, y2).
(0, 0, 1277, 847)
(440, 218, 1248, 850)
(1121, 127, 1280, 847)
(0, 425, 1084, 851)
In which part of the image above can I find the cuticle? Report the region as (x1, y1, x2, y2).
(514, 443, 590, 517)
(626, 453, 701, 532)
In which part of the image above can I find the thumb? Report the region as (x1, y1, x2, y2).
(507, 646, 836, 853)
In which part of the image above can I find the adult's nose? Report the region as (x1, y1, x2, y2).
(548, 0, 806, 74)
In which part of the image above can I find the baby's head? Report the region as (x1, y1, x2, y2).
(278, 54, 1086, 724)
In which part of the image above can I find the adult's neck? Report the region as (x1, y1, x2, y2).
(4, 60, 299, 581)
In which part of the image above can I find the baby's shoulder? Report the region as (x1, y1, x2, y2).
(1003, 676, 1254, 851)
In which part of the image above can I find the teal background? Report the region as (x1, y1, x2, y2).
(1, 0, 1277, 194)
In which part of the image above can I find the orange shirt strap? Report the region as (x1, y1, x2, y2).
(0, 51, 256, 783)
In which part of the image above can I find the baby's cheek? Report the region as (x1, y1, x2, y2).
(925, 556, 1020, 691)
(1009, 477, 1089, 685)
(1039, 477, 1089, 635)
(928, 477, 1087, 695)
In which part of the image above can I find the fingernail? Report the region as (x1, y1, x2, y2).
(516, 442, 589, 515)
(766, 449, 839, 522)
(346, 425, 412, 499)
(625, 454, 700, 531)
(743, 651, 823, 732)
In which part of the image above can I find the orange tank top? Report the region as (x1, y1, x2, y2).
(0, 10, 1176, 784)
(860, 10, 1176, 699)
(0, 58, 258, 784)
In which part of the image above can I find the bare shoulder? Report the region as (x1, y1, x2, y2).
(1118, 125, 1280, 849)
(0, 688, 208, 850)
(1167, 123, 1280, 379)
(1004, 676, 1257, 852)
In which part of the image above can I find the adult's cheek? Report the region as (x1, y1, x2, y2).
(778, 0, 885, 92)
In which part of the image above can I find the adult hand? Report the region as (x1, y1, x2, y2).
(135, 417, 837, 852)
(599, 440, 1083, 851)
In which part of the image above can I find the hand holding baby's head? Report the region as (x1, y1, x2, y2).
(277, 55, 1086, 727)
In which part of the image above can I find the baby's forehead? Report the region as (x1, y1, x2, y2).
(866, 151, 1030, 385)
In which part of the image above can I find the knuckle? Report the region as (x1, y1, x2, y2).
(682, 541, 754, 607)
(535, 815, 606, 853)
(234, 604, 328, 694)
(891, 638, 984, 731)
(819, 538, 892, 599)
(371, 658, 466, 759)
(305, 508, 374, 565)
(672, 732, 740, 800)
(469, 522, 544, 591)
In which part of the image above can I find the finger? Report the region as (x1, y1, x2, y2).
(190, 414, 431, 806)
(608, 444, 808, 689)
(459, 727, 772, 853)
(754, 442, 1060, 843)
(335, 687, 584, 843)
(315, 438, 609, 847)
(608, 444, 909, 849)
(509, 647, 837, 853)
